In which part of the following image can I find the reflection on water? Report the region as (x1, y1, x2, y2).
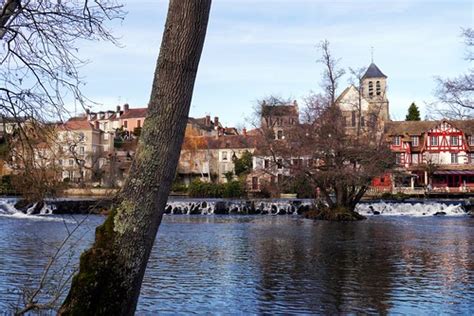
(0, 215, 473, 313)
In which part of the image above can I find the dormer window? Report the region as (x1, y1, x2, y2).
(376, 81, 381, 95)
(411, 136, 419, 147)
(368, 81, 374, 96)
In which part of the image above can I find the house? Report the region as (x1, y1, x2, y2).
(56, 116, 112, 183)
(260, 100, 299, 140)
(383, 119, 474, 191)
(177, 134, 259, 184)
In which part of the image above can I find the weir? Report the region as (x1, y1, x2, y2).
(0, 197, 471, 217)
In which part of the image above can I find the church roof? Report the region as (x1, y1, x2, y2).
(362, 63, 387, 79)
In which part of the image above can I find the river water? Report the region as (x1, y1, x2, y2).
(0, 213, 473, 314)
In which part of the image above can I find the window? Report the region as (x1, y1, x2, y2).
(69, 159, 74, 166)
(264, 159, 270, 169)
(79, 147, 84, 155)
(450, 136, 459, 146)
(137, 120, 141, 128)
(430, 136, 438, 146)
(58, 159, 63, 166)
(361, 116, 365, 127)
(411, 153, 419, 164)
(393, 136, 401, 146)
(351, 111, 356, 127)
(277, 130, 283, 140)
(222, 151, 228, 161)
(252, 177, 258, 190)
(411, 136, 419, 147)
(78, 132, 85, 141)
(395, 153, 402, 164)
(104, 133, 109, 140)
(469, 136, 474, 146)
(277, 159, 283, 169)
(123, 120, 128, 128)
(470, 153, 474, 164)
(376, 81, 381, 95)
(451, 153, 458, 164)
(368, 81, 373, 96)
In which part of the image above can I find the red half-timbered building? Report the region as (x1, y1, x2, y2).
(381, 119, 474, 192)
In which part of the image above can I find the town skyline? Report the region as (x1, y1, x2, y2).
(75, 0, 472, 127)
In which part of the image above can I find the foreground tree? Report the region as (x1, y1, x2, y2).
(59, 1, 212, 314)
(405, 102, 421, 121)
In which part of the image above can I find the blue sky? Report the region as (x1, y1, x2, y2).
(78, 0, 472, 127)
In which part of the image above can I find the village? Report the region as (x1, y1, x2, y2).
(1, 62, 472, 199)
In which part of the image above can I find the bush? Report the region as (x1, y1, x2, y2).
(188, 179, 245, 198)
(222, 180, 245, 198)
(171, 182, 188, 193)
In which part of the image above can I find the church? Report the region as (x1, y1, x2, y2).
(335, 62, 390, 133)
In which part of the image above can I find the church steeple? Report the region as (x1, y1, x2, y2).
(361, 62, 389, 122)
(362, 62, 387, 101)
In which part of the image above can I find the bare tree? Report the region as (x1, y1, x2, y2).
(431, 28, 473, 119)
(253, 42, 394, 220)
(59, 1, 212, 314)
(0, 0, 124, 121)
(318, 40, 345, 105)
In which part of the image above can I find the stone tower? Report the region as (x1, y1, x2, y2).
(361, 63, 390, 122)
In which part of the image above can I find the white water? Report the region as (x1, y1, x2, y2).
(0, 199, 58, 221)
(356, 202, 467, 217)
(164, 199, 312, 215)
(0, 198, 468, 219)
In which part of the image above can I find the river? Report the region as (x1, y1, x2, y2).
(0, 213, 473, 314)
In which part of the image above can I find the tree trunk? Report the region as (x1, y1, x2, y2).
(59, 1, 212, 314)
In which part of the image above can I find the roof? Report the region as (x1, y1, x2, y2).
(61, 117, 96, 131)
(120, 108, 148, 119)
(261, 105, 298, 117)
(384, 119, 474, 136)
(182, 135, 261, 150)
(362, 63, 387, 79)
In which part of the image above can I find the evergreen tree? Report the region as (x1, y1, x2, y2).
(405, 102, 421, 121)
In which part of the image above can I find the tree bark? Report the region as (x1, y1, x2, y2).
(59, 1, 212, 314)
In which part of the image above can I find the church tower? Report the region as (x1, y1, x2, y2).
(361, 63, 390, 122)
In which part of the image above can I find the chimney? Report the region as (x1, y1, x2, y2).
(214, 116, 219, 128)
(205, 115, 211, 126)
(243, 128, 247, 136)
(116, 105, 121, 112)
(123, 103, 129, 112)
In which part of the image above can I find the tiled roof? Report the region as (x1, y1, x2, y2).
(362, 63, 387, 79)
(120, 108, 148, 119)
(385, 119, 474, 136)
(61, 117, 96, 131)
(182, 135, 261, 150)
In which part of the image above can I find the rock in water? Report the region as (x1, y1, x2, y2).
(434, 211, 446, 216)
(31, 200, 45, 215)
(14, 199, 34, 214)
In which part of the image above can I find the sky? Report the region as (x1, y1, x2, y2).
(77, 0, 472, 127)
